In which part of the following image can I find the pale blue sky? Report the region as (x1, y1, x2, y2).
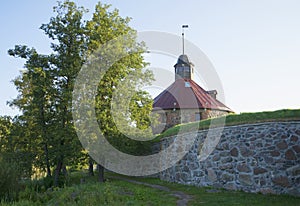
(1, 0, 300, 116)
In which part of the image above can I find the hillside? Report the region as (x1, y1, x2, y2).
(158, 109, 300, 138)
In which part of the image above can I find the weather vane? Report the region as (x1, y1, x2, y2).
(182, 25, 189, 54)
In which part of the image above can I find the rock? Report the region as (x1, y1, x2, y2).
(285, 149, 297, 160)
(240, 147, 253, 157)
(287, 165, 300, 176)
(237, 163, 251, 173)
(224, 182, 237, 190)
(219, 163, 233, 170)
(212, 154, 220, 161)
(259, 179, 266, 186)
(192, 170, 204, 177)
(259, 188, 276, 194)
(221, 173, 234, 182)
(292, 145, 300, 153)
(276, 141, 288, 150)
(207, 169, 217, 182)
(239, 174, 252, 185)
(270, 150, 280, 157)
(290, 135, 298, 142)
(253, 167, 268, 175)
(264, 156, 274, 164)
(230, 148, 239, 157)
(272, 176, 290, 187)
(221, 157, 233, 163)
(220, 151, 230, 157)
(183, 166, 190, 173)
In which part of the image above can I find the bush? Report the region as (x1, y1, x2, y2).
(0, 158, 21, 201)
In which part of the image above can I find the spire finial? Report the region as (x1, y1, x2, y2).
(182, 25, 189, 54)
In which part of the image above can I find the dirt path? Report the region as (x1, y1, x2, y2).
(110, 176, 193, 206)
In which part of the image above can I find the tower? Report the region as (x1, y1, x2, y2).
(152, 26, 233, 133)
(174, 25, 194, 80)
(174, 54, 194, 80)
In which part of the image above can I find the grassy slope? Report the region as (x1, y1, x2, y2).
(120, 175, 300, 206)
(157, 109, 300, 138)
(1, 172, 177, 206)
(3, 171, 299, 206)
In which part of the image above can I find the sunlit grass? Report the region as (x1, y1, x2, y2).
(157, 109, 300, 138)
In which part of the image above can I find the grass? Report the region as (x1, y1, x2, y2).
(1, 171, 299, 206)
(157, 109, 300, 138)
(1, 171, 177, 206)
(106, 173, 300, 206)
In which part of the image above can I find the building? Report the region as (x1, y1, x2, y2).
(152, 54, 233, 132)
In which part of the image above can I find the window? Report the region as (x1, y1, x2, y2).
(195, 113, 201, 121)
(185, 82, 191, 87)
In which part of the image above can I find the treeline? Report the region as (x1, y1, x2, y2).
(0, 0, 154, 199)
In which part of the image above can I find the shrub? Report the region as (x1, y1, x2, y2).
(0, 158, 21, 201)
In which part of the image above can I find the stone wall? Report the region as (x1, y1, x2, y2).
(159, 121, 300, 196)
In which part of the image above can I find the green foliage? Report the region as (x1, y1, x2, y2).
(2, 171, 299, 206)
(8, 0, 155, 183)
(0, 158, 21, 202)
(0, 116, 33, 178)
(158, 109, 300, 138)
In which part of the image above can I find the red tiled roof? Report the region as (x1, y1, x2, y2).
(153, 79, 233, 112)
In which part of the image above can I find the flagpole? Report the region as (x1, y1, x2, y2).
(182, 25, 189, 54)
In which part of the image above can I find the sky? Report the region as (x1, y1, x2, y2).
(1, 0, 300, 116)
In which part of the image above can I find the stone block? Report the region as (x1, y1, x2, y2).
(253, 167, 268, 175)
(259, 188, 276, 195)
(219, 163, 233, 170)
(212, 154, 220, 161)
(270, 150, 280, 157)
(276, 141, 288, 150)
(221, 173, 234, 182)
(272, 176, 291, 187)
(285, 149, 296, 160)
(230, 147, 239, 157)
(287, 165, 300, 176)
(237, 163, 251, 173)
(221, 156, 233, 163)
(240, 147, 253, 157)
(292, 145, 300, 153)
(224, 182, 237, 190)
(239, 174, 253, 185)
(207, 168, 217, 182)
(290, 135, 298, 142)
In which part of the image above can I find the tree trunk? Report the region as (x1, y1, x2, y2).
(44, 143, 51, 177)
(40, 104, 51, 177)
(54, 159, 63, 187)
(88, 158, 94, 176)
(97, 164, 104, 183)
(62, 165, 67, 176)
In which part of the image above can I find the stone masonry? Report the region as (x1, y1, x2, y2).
(159, 121, 300, 196)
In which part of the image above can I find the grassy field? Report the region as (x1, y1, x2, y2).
(157, 109, 300, 138)
(1, 171, 299, 206)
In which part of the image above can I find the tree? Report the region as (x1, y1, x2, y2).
(9, 1, 154, 184)
(8, 47, 58, 178)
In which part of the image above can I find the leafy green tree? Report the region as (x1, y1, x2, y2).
(9, 0, 155, 184)
(8, 47, 57, 178)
